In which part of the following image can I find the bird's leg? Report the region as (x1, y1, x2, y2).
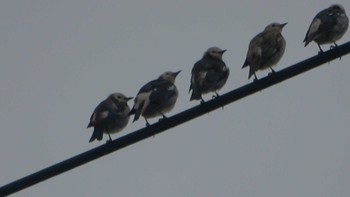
(330, 41, 338, 49)
(268, 67, 276, 75)
(253, 73, 258, 82)
(158, 112, 167, 122)
(160, 112, 167, 118)
(106, 132, 112, 143)
(200, 97, 205, 104)
(317, 43, 324, 54)
(212, 92, 220, 99)
(145, 118, 150, 127)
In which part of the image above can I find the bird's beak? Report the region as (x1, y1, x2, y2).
(174, 70, 181, 77)
(220, 49, 227, 54)
(126, 97, 133, 101)
(280, 23, 288, 28)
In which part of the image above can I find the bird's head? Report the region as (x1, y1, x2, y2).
(204, 46, 226, 60)
(264, 22, 287, 33)
(109, 93, 133, 103)
(158, 70, 181, 83)
(329, 4, 346, 14)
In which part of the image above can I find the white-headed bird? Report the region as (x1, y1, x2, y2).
(242, 23, 287, 80)
(189, 47, 230, 103)
(304, 4, 348, 52)
(129, 71, 180, 126)
(87, 93, 132, 143)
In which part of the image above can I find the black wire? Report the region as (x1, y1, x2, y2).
(1, 41, 350, 196)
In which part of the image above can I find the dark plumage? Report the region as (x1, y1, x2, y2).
(304, 4, 348, 52)
(189, 47, 229, 102)
(129, 71, 180, 126)
(242, 23, 287, 80)
(87, 93, 132, 142)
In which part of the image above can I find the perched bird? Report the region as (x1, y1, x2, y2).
(242, 22, 287, 80)
(129, 71, 180, 126)
(189, 47, 230, 102)
(304, 4, 348, 52)
(87, 93, 133, 143)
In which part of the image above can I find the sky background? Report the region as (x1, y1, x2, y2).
(1, 1, 350, 196)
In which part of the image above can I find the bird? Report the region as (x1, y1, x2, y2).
(242, 22, 287, 80)
(189, 47, 230, 103)
(87, 93, 133, 143)
(129, 71, 181, 126)
(304, 4, 348, 53)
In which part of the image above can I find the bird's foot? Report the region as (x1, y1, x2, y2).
(158, 117, 167, 122)
(318, 49, 324, 54)
(158, 112, 167, 122)
(317, 44, 324, 54)
(253, 73, 259, 82)
(212, 92, 220, 99)
(330, 42, 338, 50)
(268, 68, 276, 76)
(106, 134, 112, 143)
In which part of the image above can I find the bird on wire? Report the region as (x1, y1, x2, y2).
(242, 22, 287, 80)
(304, 4, 349, 53)
(87, 93, 133, 143)
(189, 46, 230, 103)
(129, 71, 181, 126)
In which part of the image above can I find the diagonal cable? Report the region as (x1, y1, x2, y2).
(1, 41, 350, 196)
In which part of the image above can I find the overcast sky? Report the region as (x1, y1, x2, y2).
(1, 1, 350, 196)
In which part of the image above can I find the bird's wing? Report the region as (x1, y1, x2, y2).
(130, 79, 160, 121)
(244, 33, 264, 67)
(204, 60, 227, 82)
(88, 100, 116, 126)
(192, 58, 227, 87)
(133, 79, 157, 96)
(149, 81, 176, 104)
(191, 59, 216, 74)
(259, 31, 282, 59)
(190, 60, 209, 91)
(304, 8, 338, 43)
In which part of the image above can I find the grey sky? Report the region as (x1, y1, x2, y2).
(1, 1, 350, 196)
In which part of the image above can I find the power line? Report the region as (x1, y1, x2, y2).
(1, 41, 350, 196)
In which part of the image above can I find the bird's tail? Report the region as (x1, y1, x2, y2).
(241, 59, 249, 69)
(89, 127, 103, 143)
(190, 88, 202, 101)
(303, 39, 310, 47)
(303, 34, 311, 47)
(248, 66, 255, 79)
(87, 122, 93, 128)
(129, 103, 143, 123)
(132, 109, 142, 122)
(129, 107, 136, 115)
